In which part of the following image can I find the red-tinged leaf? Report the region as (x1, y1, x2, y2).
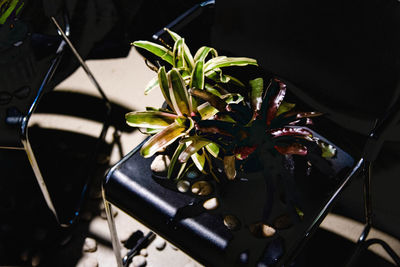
(296, 112, 323, 118)
(269, 127, 313, 138)
(168, 68, 192, 116)
(289, 118, 314, 126)
(224, 155, 237, 180)
(266, 80, 287, 126)
(274, 144, 308, 156)
(234, 145, 258, 160)
(189, 88, 228, 112)
(140, 121, 188, 158)
(178, 137, 212, 163)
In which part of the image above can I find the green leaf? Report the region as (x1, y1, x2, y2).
(167, 142, 186, 179)
(206, 68, 231, 83)
(190, 60, 205, 89)
(191, 151, 206, 172)
(133, 41, 173, 65)
(166, 29, 194, 70)
(197, 102, 219, 119)
(144, 76, 159, 95)
(276, 101, 296, 117)
(204, 56, 258, 72)
(222, 93, 244, 104)
(158, 67, 173, 110)
(178, 137, 213, 163)
(205, 143, 219, 158)
(249, 78, 264, 114)
(173, 38, 186, 69)
(194, 46, 218, 62)
(168, 68, 192, 116)
(140, 121, 188, 158)
(204, 84, 223, 97)
(125, 111, 177, 128)
(224, 75, 246, 87)
(315, 139, 337, 158)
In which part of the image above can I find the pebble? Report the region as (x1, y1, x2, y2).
(262, 224, 276, 237)
(223, 215, 241, 230)
(249, 223, 276, 238)
(183, 262, 197, 267)
(150, 155, 171, 173)
(203, 197, 219, 210)
(186, 170, 199, 179)
(132, 255, 146, 267)
(177, 180, 190, 193)
(83, 257, 99, 267)
(191, 181, 213, 196)
(31, 253, 41, 267)
(83, 237, 97, 253)
(139, 248, 148, 257)
(154, 237, 166, 250)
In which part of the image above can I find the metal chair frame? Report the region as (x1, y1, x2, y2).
(102, 1, 400, 265)
(1, 13, 111, 227)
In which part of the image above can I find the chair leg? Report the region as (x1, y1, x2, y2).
(21, 133, 63, 226)
(346, 161, 400, 266)
(102, 186, 123, 267)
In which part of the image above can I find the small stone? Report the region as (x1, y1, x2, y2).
(249, 223, 276, 238)
(150, 155, 170, 174)
(83, 257, 99, 267)
(191, 181, 213, 196)
(139, 248, 148, 257)
(223, 215, 241, 231)
(132, 255, 146, 267)
(186, 170, 199, 179)
(238, 251, 249, 264)
(31, 253, 41, 267)
(83, 237, 97, 253)
(262, 224, 276, 237)
(203, 197, 219, 210)
(183, 262, 196, 267)
(177, 180, 190, 193)
(154, 237, 166, 250)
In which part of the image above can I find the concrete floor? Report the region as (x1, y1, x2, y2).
(6, 47, 398, 267)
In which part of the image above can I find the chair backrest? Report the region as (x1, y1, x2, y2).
(211, 0, 400, 136)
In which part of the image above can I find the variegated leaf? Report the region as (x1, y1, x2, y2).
(194, 46, 218, 62)
(190, 60, 205, 89)
(168, 68, 192, 116)
(167, 142, 186, 179)
(126, 111, 177, 128)
(133, 41, 173, 65)
(158, 67, 173, 110)
(204, 56, 257, 72)
(144, 76, 159, 95)
(140, 121, 188, 158)
(205, 143, 219, 158)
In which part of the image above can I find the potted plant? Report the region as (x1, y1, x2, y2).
(126, 29, 335, 183)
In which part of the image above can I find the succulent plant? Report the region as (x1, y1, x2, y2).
(126, 29, 335, 181)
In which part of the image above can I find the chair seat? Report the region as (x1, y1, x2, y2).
(104, 127, 354, 266)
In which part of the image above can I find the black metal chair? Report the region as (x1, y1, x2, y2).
(0, 1, 112, 226)
(102, 0, 400, 266)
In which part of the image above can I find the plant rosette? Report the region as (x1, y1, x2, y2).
(126, 29, 336, 183)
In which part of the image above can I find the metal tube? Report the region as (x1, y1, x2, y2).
(102, 187, 123, 267)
